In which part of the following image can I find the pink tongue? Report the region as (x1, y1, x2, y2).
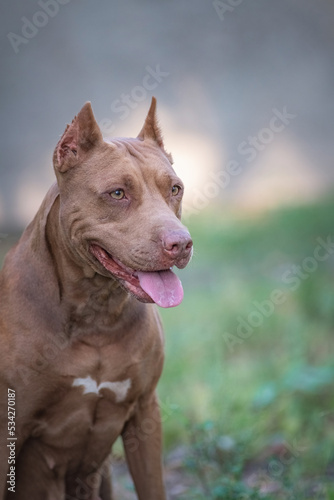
(137, 269, 184, 308)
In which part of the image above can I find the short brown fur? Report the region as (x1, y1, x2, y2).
(0, 98, 192, 500)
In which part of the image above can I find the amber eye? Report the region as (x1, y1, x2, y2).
(172, 185, 181, 196)
(110, 189, 125, 200)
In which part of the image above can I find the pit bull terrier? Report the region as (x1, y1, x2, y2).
(0, 98, 193, 500)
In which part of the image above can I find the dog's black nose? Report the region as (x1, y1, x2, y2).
(162, 230, 193, 261)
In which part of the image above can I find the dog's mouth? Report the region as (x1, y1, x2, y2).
(90, 244, 184, 308)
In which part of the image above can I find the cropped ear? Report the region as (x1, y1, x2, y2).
(137, 97, 173, 163)
(54, 102, 103, 173)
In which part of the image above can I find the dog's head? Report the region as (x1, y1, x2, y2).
(53, 98, 193, 308)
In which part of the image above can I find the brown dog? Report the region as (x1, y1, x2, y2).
(0, 98, 192, 500)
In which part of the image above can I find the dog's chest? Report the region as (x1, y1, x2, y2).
(28, 311, 163, 468)
(71, 374, 131, 401)
(31, 342, 144, 456)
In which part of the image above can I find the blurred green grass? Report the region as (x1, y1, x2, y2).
(158, 197, 334, 485)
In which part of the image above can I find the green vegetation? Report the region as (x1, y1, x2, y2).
(159, 197, 334, 498)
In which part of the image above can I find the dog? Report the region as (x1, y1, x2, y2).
(0, 97, 193, 500)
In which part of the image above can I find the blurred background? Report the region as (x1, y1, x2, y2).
(1, 0, 334, 498)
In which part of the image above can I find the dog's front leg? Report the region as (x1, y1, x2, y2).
(122, 392, 166, 500)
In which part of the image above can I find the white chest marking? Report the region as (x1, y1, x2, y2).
(72, 375, 131, 402)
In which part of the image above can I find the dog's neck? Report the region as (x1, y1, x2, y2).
(44, 193, 138, 340)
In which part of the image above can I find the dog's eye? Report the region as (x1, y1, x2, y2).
(172, 185, 181, 196)
(110, 189, 125, 200)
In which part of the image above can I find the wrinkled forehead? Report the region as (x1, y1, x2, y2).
(102, 137, 177, 177)
(69, 136, 181, 196)
(106, 136, 170, 161)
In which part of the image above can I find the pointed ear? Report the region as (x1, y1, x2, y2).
(54, 102, 103, 173)
(137, 97, 163, 146)
(137, 97, 173, 163)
